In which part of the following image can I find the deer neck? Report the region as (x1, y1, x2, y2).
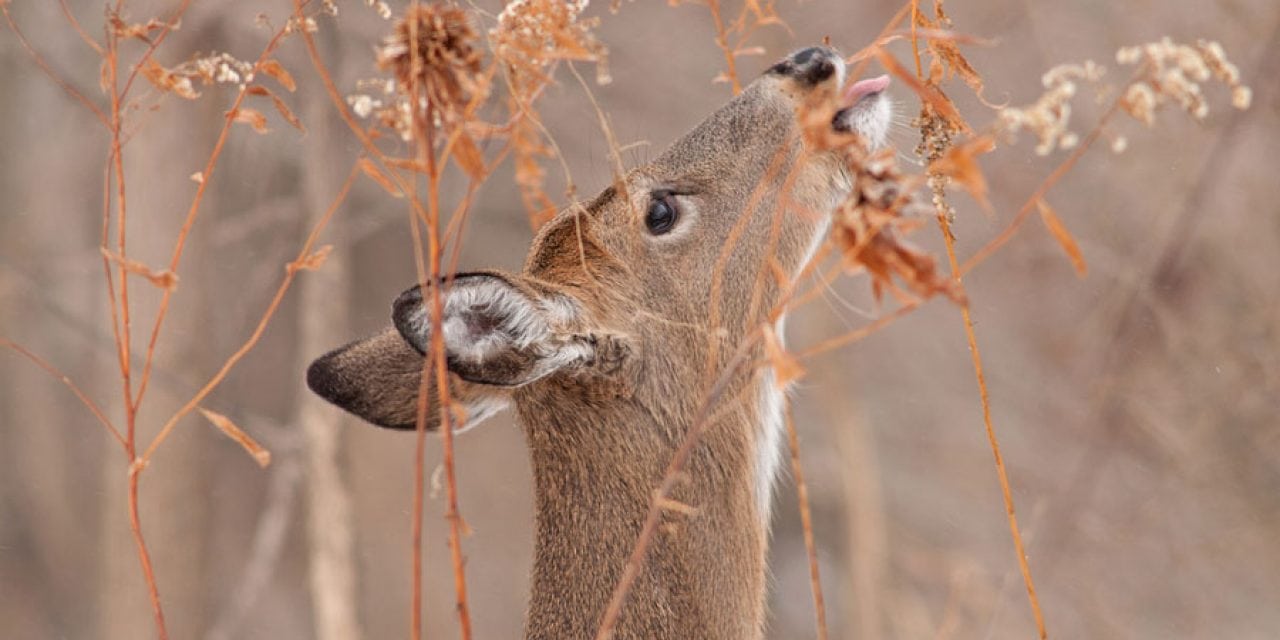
(514, 371, 776, 640)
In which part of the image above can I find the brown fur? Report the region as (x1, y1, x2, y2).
(307, 47, 877, 639)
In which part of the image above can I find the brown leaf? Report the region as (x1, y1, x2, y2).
(288, 245, 333, 274)
(385, 157, 430, 174)
(266, 92, 304, 133)
(450, 131, 485, 180)
(198, 407, 271, 468)
(100, 247, 178, 291)
(930, 134, 996, 211)
(1036, 198, 1087, 276)
(763, 325, 805, 388)
(140, 59, 199, 100)
(874, 48, 970, 133)
(358, 158, 404, 197)
(229, 107, 269, 134)
(258, 59, 296, 92)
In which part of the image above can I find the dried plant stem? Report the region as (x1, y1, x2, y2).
(98, 14, 169, 636)
(1, 4, 108, 126)
(126, 464, 167, 639)
(56, 0, 103, 55)
(707, 0, 742, 94)
(783, 402, 829, 640)
(935, 212, 1047, 639)
(0, 340, 125, 449)
(594, 340, 757, 640)
(797, 300, 921, 361)
(959, 100, 1123, 277)
(132, 25, 294, 413)
(403, 10, 473, 635)
(138, 161, 359, 466)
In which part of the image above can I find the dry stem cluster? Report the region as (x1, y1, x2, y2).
(0, 1, 1254, 639)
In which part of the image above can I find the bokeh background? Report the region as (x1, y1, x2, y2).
(2, 1, 1278, 638)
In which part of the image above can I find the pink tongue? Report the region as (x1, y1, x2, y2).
(844, 74, 891, 103)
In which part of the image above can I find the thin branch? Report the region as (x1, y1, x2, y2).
(0, 339, 126, 450)
(959, 100, 1123, 276)
(132, 25, 297, 411)
(783, 401, 829, 640)
(137, 160, 359, 466)
(1, 3, 108, 127)
(594, 339, 757, 640)
(57, 0, 104, 55)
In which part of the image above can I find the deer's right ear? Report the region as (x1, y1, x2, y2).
(392, 273, 605, 387)
(306, 328, 509, 431)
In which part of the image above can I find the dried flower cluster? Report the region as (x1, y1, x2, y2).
(492, 0, 609, 93)
(141, 52, 256, 100)
(996, 61, 1104, 156)
(1116, 38, 1251, 125)
(996, 38, 1251, 157)
(376, 5, 485, 127)
(489, 0, 610, 226)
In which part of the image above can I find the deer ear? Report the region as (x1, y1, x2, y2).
(306, 328, 509, 431)
(392, 273, 597, 387)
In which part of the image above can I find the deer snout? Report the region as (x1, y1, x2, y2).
(768, 46, 845, 88)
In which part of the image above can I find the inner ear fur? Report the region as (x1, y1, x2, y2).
(306, 328, 508, 431)
(392, 273, 589, 387)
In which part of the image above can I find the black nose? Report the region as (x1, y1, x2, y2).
(768, 46, 839, 86)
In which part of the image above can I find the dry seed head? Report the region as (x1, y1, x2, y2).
(377, 5, 485, 126)
(284, 15, 318, 34)
(1115, 37, 1251, 124)
(997, 61, 1104, 156)
(491, 0, 609, 95)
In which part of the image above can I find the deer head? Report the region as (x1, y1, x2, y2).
(307, 46, 891, 639)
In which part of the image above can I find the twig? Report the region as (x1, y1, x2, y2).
(783, 401, 829, 639)
(1, 3, 108, 127)
(0, 339, 126, 450)
(131, 24, 297, 413)
(593, 341, 757, 640)
(137, 161, 359, 466)
(958, 100, 1122, 277)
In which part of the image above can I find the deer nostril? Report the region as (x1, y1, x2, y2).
(768, 46, 839, 86)
(793, 47, 823, 65)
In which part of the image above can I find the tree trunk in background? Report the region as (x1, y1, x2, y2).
(295, 48, 363, 640)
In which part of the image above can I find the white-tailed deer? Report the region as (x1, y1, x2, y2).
(307, 46, 891, 639)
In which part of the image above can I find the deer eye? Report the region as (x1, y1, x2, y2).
(645, 191, 679, 235)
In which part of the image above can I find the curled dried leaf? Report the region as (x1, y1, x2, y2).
(763, 325, 805, 388)
(288, 245, 334, 274)
(1035, 198, 1087, 276)
(830, 149, 965, 305)
(141, 59, 200, 99)
(199, 407, 271, 468)
(929, 134, 996, 211)
(358, 158, 404, 197)
(230, 107, 269, 134)
(449, 131, 485, 179)
(258, 59, 296, 92)
(100, 247, 179, 291)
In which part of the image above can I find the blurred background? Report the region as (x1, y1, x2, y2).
(2, 0, 1278, 638)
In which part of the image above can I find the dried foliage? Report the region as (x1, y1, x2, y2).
(377, 5, 485, 127)
(1, 0, 1259, 638)
(829, 149, 963, 304)
(490, 0, 609, 225)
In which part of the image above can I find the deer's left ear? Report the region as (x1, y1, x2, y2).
(393, 273, 622, 387)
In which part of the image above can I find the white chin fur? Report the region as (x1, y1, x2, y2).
(842, 94, 893, 150)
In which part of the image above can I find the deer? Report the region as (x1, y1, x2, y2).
(306, 45, 892, 639)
